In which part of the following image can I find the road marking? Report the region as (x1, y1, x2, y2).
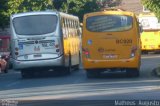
(0, 79, 160, 99)
(142, 55, 160, 59)
(6, 81, 21, 87)
(3, 85, 160, 100)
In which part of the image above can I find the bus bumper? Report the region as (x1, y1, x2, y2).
(82, 57, 140, 70)
(12, 56, 64, 70)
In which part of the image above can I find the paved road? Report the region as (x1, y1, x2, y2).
(0, 54, 160, 102)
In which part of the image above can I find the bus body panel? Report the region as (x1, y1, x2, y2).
(82, 10, 141, 70)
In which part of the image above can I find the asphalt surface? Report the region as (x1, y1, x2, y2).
(0, 53, 160, 105)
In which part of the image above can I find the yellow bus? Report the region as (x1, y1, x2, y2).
(138, 13, 160, 53)
(82, 9, 141, 78)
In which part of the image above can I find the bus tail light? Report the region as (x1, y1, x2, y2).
(82, 48, 90, 58)
(55, 44, 59, 48)
(130, 46, 137, 58)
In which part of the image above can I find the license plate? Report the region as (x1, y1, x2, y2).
(34, 54, 42, 58)
(42, 42, 55, 47)
(103, 54, 117, 59)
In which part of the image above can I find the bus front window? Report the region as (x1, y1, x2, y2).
(13, 15, 58, 35)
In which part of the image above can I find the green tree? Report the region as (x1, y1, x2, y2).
(53, 0, 100, 22)
(53, 0, 122, 22)
(0, 0, 54, 28)
(141, 0, 160, 19)
(0, 0, 8, 29)
(6, 0, 54, 17)
(97, 0, 122, 9)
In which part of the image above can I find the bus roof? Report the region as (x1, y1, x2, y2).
(11, 11, 79, 20)
(59, 12, 79, 20)
(11, 11, 59, 19)
(138, 12, 155, 17)
(84, 10, 135, 18)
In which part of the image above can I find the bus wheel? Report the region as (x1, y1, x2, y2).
(126, 68, 140, 77)
(86, 70, 101, 78)
(65, 54, 72, 74)
(4, 68, 8, 73)
(4, 63, 9, 73)
(21, 70, 32, 78)
(74, 53, 81, 71)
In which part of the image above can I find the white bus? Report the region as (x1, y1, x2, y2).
(10, 11, 81, 78)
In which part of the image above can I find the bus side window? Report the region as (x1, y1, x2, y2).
(68, 19, 71, 37)
(71, 20, 74, 37)
(74, 21, 77, 36)
(65, 18, 69, 38)
(62, 18, 67, 38)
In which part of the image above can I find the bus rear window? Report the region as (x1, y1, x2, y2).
(86, 15, 133, 32)
(13, 15, 58, 35)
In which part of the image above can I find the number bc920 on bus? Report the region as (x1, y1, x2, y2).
(10, 11, 81, 78)
(82, 8, 141, 78)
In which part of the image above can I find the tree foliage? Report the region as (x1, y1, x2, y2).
(0, 0, 8, 29)
(53, 0, 100, 22)
(141, 0, 160, 19)
(53, 0, 121, 22)
(0, 0, 54, 29)
(6, 0, 54, 17)
(0, 0, 122, 28)
(97, 0, 122, 9)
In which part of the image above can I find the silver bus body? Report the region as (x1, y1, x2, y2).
(10, 11, 80, 71)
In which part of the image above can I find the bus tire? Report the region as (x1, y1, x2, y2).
(86, 70, 101, 78)
(74, 52, 81, 71)
(65, 54, 72, 74)
(126, 68, 140, 77)
(4, 68, 8, 73)
(4, 63, 9, 73)
(21, 70, 32, 78)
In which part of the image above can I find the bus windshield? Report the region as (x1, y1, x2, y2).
(13, 15, 58, 35)
(86, 15, 133, 32)
(139, 16, 159, 30)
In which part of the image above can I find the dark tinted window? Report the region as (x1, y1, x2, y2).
(86, 15, 133, 32)
(13, 15, 58, 35)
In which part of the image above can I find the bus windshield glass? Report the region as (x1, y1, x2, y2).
(13, 15, 58, 35)
(86, 15, 133, 32)
(139, 16, 159, 30)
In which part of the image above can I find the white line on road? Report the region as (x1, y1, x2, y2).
(4, 85, 160, 100)
(6, 81, 21, 87)
(142, 55, 160, 59)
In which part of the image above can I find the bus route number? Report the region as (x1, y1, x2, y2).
(116, 39, 132, 44)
